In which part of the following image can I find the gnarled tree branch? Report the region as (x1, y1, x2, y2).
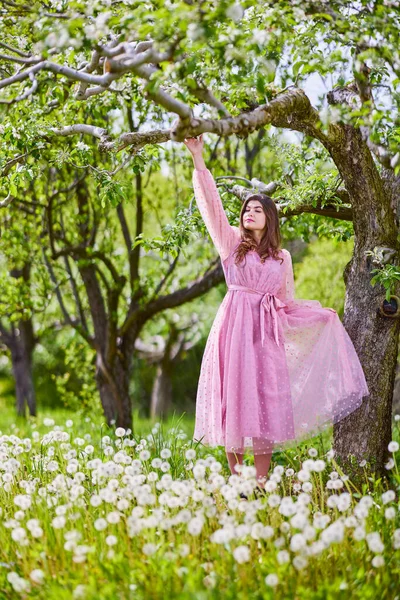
(228, 181, 352, 220)
(119, 261, 224, 337)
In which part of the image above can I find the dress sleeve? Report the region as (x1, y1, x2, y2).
(278, 249, 295, 304)
(192, 168, 240, 262)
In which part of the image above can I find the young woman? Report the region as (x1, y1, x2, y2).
(184, 134, 370, 490)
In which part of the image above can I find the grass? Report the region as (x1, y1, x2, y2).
(0, 404, 399, 599)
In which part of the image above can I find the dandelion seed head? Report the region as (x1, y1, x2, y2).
(73, 584, 87, 599)
(385, 507, 396, 520)
(142, 542, 157, 556)
(233, 544, 250, 563)
(30, 569, 44, 584)
(11, 526, 28, 544)
(277, 549, 290, 565)
(393, 528, 400, 549)
(139, 450, 151, 461)
(185, 449, 196, 460)
(265, 480, 278, 492)
(371, 555, 385, 567)
(106, 534, 117, 546)
(382, 490, 396, 504)
(293, 555, 308, 570)
(52, 516, 66, 530)
(94, 518, 107, 531)
(366, 532, 384, 553)
(385, 458, 395, 470)
(7, 572, 30, 593)
(297, 469, 311, 482)
(268, 493, 281, 507)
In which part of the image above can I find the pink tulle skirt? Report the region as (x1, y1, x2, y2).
(194, 291, 369, 455)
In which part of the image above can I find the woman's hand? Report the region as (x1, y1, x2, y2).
(183, 134, 204, 156)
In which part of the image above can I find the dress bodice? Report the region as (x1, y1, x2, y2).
(222, 244, 284, 297)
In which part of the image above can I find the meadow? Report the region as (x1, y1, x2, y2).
(0, 406, 399, 599)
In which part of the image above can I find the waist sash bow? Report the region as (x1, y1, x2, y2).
(227, 284, 287, 347)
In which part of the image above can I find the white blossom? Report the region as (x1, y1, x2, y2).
(226, 4, 244, 21)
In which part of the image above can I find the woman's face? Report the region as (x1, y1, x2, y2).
(243, 200, 267, 233)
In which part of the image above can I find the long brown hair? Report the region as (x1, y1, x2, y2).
(234, 193, 283, 265)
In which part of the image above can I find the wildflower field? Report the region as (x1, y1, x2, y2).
(0, 409, 399, 599)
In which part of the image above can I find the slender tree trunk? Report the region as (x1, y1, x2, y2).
(9, 319, 36, 417)
(328, 128, 400, 478)
(94, 327, 139, 430)
(95, 355, 132, 429)
(150, 363, 173, 420)
(2, 265, 37, 417)
(77, 261, 130, 429)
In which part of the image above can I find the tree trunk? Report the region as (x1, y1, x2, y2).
(78, 260, 132, 429)
(392, 359, 400, 416)
(328, 127, 400, 478)
(334, 245, 399, 478)
(150, 363, 173, 420)
(95, 352, 133, 430)
(9, 319, 36, 417)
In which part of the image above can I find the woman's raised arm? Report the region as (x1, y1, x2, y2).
(184, 135, 240, 262)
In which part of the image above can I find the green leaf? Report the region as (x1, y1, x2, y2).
(292, 61, 304, 77)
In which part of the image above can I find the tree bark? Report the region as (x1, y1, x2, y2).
(79, 262, 133, 429)
(2, 264, 37, 417)
(150, 363, 173, 420)
(95, 352, 132, 428)
(9, 319, 36, 417)
(326, 126, 400, 478)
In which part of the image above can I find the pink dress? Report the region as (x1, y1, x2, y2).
(192, 168, 370, 455)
